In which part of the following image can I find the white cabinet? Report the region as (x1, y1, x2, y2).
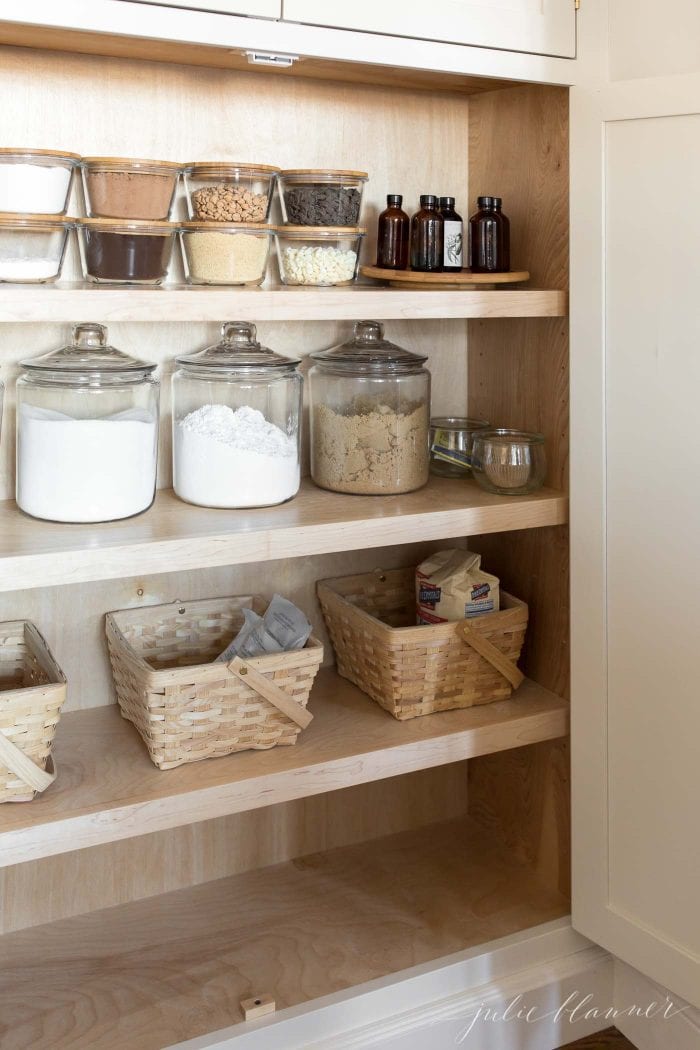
(571, 0, 700, 1013)
(282, 0, 576, 58)
(127, 0, 281, 16)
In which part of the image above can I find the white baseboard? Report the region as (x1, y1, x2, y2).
(614, 961, 700, 1050)
(170, 918, 615, 1050)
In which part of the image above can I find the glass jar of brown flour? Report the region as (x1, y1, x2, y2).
(309, 321, 430, 495)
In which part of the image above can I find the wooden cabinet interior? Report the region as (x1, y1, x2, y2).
(0, 40, 570, 1046)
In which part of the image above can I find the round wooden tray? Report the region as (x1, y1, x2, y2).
(360, 266, 530, 290)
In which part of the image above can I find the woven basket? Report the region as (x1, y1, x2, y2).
(317, 567, 528, 720)
(0, 621, 67, 803)
(106, 595, 323, 770)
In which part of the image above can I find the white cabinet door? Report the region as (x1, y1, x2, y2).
(282, 0, 576, 59)
(129, 0, 281, 16)
(571, 0, 700, 1011)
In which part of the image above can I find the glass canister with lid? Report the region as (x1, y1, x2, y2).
(172, 321, 302, 509)
(16, 323, 159, 523)
(309, 320, 430, 495)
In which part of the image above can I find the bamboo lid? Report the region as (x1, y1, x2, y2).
(82, 157, 183, 170)
(0, 148, 81, 162)
(80, 218, 179, 233)
(180, 221, 276, 231)
(279, 225, 366, 235)
(186, 162, 280, 175)
(280, 169, 368, 178)
(0, 212, 78, 226)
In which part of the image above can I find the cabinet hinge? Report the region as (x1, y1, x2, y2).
(575, 0, 580, 9)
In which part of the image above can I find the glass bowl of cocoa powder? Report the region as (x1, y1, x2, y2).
(82, 157, 182, 221)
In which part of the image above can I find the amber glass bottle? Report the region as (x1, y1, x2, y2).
(410, 194, 443, 272)
(438, 196, 464, 272)
(468, 196, 511, 273)
(376, 193, 410, 269)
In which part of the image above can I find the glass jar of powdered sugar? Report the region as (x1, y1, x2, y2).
(16, 323, 159, 523)
(172, 321, 302, 508)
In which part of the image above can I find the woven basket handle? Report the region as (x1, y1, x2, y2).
(227, 657, 313, 730)
(0, 731, 57, 793)
(459, 622, 525, 691)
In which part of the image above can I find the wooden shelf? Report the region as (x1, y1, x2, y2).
(0, 478, 568, 593)
(0, 283, 567, 324)
(0, 817, 570, 1049)
(0, 669, 568, 868)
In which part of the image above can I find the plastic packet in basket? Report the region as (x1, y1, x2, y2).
(416, 549, 500, 625)
(216, 594, 312, 662)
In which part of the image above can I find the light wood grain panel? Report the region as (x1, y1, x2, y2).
(0, 43, 472, 499)
(0, 763, 469, 933)
(0, 818, 569, 1050)
(467, 83, 570, 896)
(0, 23, 514, 95)
(0, 479, 568, 592)
(0, 285, 567, 324)
(0, 540, 464, 710)
(0, 669, 567, 868)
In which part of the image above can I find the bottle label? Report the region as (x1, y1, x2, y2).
(443, 220, 463, 267)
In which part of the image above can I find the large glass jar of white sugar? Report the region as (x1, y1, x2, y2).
(172, 321, 302, 508)
(309, 321, 430, 495)
(16, 323, 159, 523)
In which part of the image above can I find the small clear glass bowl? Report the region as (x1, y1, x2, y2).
(275, 226, 365, 286)
(429, 416, 490, 478)
(77, 219, 179, 285)
(471, 429, 547, 495)
(183, 163, 279, 223)
(0, 214, 75, 284)
(82, 157, 182, 220)
(179, 222, 275, 286)
(278, 169, 368, 226)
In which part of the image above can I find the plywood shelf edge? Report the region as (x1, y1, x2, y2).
(0, 285, 567, 325)
(0, 478, 568, 593)
(0, 670, 569, 868)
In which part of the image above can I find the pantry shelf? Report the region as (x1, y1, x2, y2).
(0, 816, 570, 1050)
(0, 668, 568, 868)
(0, 283, 567, 324)
(0, 477, 568, 593)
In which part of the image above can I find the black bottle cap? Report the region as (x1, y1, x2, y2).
(419, 194, 438, 207)
(439, 196, 455, 208)
(477, 195, 502, 209)
(387, 193, 403, 206)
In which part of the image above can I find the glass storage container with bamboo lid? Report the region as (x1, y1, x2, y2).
(77, 218, 179, 284)
(0, 148, 80, 215)
(81, 157, 183, 220)
(0, 213, 76, 283)
(183, 162, 279, 223)
(16, 323, 160, 523)
(276, 226, 365, 286)
(179, 222, 275, 286)
(309, 320, 430, 495)
(172, 321, 302, 509)
(278, 169, 368, 226)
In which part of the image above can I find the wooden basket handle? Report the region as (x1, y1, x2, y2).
(459, 622, 525, 690)
(227, 657, 313, 730)
(0, 731, 57, 793)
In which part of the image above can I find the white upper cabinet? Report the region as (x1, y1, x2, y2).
(131, 0, 281, 16)
(282, 0, 576, 58)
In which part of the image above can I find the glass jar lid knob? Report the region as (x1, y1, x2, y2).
(72, 322, 108, 349)
(354, 320, 384, 343)
(220, 321, 259, 349)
